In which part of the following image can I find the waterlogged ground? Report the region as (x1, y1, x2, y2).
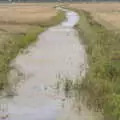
(0, 9, 90, 120)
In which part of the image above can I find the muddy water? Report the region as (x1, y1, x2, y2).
(0, 9, 87, 120)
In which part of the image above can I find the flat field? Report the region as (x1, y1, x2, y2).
(0, 3, 59, 39)
(0, 3, 57, 25)
(0, 3, 58, 33)
(68, 3, 120, 29)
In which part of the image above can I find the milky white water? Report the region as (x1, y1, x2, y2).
(0, 9, 89, 120)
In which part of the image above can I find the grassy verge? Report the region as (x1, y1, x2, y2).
(38, 11, 65, 27)
(72, 9, 120, 120)
(0, 10, 65, 93)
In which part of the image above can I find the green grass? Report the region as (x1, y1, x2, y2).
(0, 10, 65, 93)
(0, 26, 45, 91)
(72, 10, 120, 120)
(38, 11, 65, 27)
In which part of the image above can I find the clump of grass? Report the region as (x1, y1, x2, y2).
(63, 79, 73, 98)
(73, 9, 120, 119)
(39, 11, 65, 27)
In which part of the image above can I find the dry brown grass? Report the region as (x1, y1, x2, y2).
(94, 12, 120, 29)
(68, 2, 120, 29)
(0, 3, 65, 52)
(69, 3, 120, 12)
(0, 3, 57, 25)
(0, 3, 59, 42)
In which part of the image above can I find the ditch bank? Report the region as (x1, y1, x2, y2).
(73, 8, 120, 120)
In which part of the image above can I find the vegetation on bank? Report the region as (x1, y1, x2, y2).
(0, 26, 45, 91)
(72, 9, 120, 120)
(38, 11, 65, 27)
(0, 10, 65, 93)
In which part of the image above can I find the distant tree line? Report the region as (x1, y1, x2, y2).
(0, 0, 120, 3)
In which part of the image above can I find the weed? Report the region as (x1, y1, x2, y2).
(73, 9, 120, 119)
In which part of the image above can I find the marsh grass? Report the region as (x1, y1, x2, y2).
(72, 9, 120, 120)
